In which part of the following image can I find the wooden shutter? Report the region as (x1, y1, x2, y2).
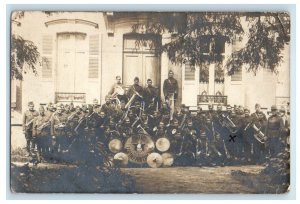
(42, 35, 53, 78)
(88, 35, 99, 78)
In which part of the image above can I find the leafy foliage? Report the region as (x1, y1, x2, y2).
(226, 14, 290, 75)
(132, 12, 290, 75)
(11, 34, 40, 80)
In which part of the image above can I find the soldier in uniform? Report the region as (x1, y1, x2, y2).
(147, 111, 161, 136)
(178, 119, 197, 165)
(266, 105, 285, 158)
(144, 79, 160, 113)
(251, 103, 267, 122)
(46, 102, 55, 117)
(242, 108, 254, 163)
(231, 107, 244, 162)
(84, 105, 102, 147)
(118, 117, 133, 142)
(163, 70, 178, 102)
(32, 105, 51, 162)
(22, 101, 39, 156)
(64, 104, 71, 118)
(69, 102, 75, 112)
(160, 102, 171, 125)
(51, 105, 68, 157)
(108, 76, 127, 103)
(101, 96, 115, 116)
(81, 104, 88, 114)
(250, 109, 268, 163)
(127, 77, 144, 102)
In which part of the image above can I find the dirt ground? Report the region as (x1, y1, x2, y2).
(11, 161, 276, 194)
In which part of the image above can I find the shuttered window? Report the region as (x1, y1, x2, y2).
(185, 63, 195, 81)
(88, 35, 99, 78)
(42, 57, 52, 78)
(42, 35, 53, 78)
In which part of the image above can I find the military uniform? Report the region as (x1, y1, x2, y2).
(101, 102, 115, 116)
(32, 113, 51, 156)
(23, 109, 39, 154)
(163, 77, 178, 100)
(252, 114, 267, 162)
(144, 85, 159, 111)
(266, 111, 284, 157)
(242, 114, 254, 161)
(127, 84, 144, 101)
(51, 112, 68, 152)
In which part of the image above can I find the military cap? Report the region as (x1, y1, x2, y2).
(271, 105, 278, 111)
(279, 106, 286, 112)
(28, 101, 34, 106)
(244, 107, 250, 112)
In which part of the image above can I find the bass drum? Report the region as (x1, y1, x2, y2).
(124, 132, 155, 164)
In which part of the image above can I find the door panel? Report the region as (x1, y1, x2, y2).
(182, 64, 199, 106)
(123, 54, 142, 86)
(57, 49, 75, 92)
(57, 33, 88, 93)
(143, 54, 160, 88)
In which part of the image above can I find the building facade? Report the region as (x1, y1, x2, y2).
(11, 12, 290, 114)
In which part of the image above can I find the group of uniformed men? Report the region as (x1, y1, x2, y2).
(22, 72, 290, 166)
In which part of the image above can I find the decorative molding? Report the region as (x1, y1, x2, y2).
(45, 19, 98, 28)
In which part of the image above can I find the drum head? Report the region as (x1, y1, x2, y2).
(147, 152, 163, 168)
(113, 152, 128, 167)
(162, 153, 174, 167)
(124, 134, 155, 164)
(156, 137, 170, 152)
(108, 139, 123, 153)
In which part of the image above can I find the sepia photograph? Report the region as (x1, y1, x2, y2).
(10, 11, 290, 194)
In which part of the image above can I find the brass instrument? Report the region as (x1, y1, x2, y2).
(218, 113, 238, 134)
(67, 111, 78, 122)
(37, 121, 50, 131)
(125, 89, 143, 109)
(222, 139, 231, 159)
(74, 115, 86, 134)
(244, 122, 252, 131)
(54, 122, 66, 130)
(25, 118, 35, 128)
(253, 123, 266, 144)
(110, 85, 125, 99)
(179, 113, 187, 130)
